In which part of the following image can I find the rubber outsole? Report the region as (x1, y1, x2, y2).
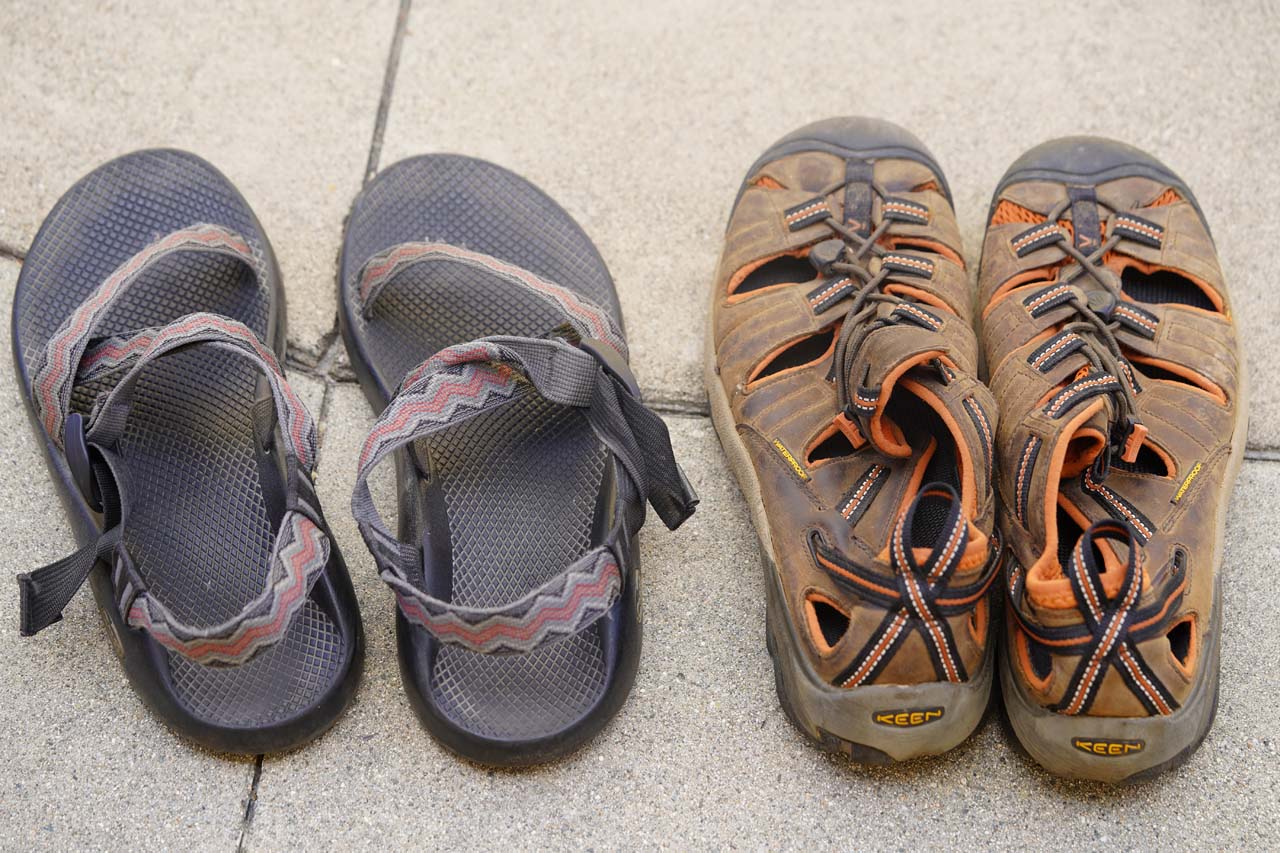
(731, 116, 954, 216)
(991, 135, 1247, 782)
(987, 135, 1211, 237)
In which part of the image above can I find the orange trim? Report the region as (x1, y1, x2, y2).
(982, 265, 1060, 318)
(1061, 426, 1106, 478)
(882, 235, 965, 269)
(815, 552, 898, 599)
(745, 321, 840, 391)
(804, 414, 866, 469)
(893, 437, 937, 528)
(1146, 188, 1181, 207)
(869, 351, 946, 457)
(1128, 353, 1228, 405)
(912, 180, 940, 194)
(1023, 400, 1105, 595)
(883, 282, 953, 314)
(804, 592, 847, 656)
(726, 249, 814, 302)
(751, 175, 785, 190)
(1105, 255, 1224, 313)
(1014, 622, 1053, 692)
(899, 377, 977, 520)
(1025, 574, 1189, 649)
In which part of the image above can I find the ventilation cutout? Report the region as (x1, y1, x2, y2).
(1028, 637, 1054, 681)
(1054, 504, 1085, 570)
(912, 180, 941, 193)
(806, 595, 850, 652)
(807, 427, 857, 464)
(747, 324, 837, 386)
(1110, 441, 1173, 477)
(1121, 265, 1217, 311)
(1016, 627, 1054, 690)
(1167, 614, 1197, 676)
(751, 175, 785, 190)
(731, 255, 816, 297)
(1129, 355, 1227, 403)
(968, 597, 989, 645)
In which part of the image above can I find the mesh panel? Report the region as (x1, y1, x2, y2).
(425, 393, 610, 739)
(14, 150, 347, 728)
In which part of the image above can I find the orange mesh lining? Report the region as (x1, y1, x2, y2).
(1147, 188, 1181, 207)
(751, 175, 785, 190)
(990, 200, 1043, 226)
(913, 180, 941, 193)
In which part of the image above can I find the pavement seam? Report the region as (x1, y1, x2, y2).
(362, 0, 413, 185)
(236, 755, 264, 853)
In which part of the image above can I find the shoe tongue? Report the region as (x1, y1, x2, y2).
(1056, 405, 1111, 480)
(865, 356, 958, 459)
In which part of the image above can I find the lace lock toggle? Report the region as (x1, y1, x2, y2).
(808, 239, 846, 275)
(1117, 416, 1149, 464)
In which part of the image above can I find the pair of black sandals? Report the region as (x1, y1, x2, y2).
(14, 150, 696, 764)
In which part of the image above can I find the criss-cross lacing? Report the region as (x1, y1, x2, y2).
(1019, 199, 1150, 478)
(792, 178, 948, 427)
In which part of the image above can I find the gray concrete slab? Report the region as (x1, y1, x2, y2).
(243, 383, 1279, 851)
(0, 260, 253, 852)
(0, 0, 397, 363)
(3, 3, 1279, 850)
(379, 0, 1280, 443)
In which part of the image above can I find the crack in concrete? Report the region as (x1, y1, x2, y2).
(235, 755, 264, 853)
(363, 0, 412, 186)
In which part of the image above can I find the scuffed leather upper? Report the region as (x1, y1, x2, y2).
(711, 148, 998, 688)
(980, 171, 1243, 717)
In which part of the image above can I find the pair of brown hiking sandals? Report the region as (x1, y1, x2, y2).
(708, 117, 1245, 783)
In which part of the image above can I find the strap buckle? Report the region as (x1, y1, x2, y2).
(64, 412, 102, 512)
(578, 337, 641, 398)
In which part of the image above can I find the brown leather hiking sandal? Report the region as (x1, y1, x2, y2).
(706, 117, 1001, 762)
(979, 137, 1247, 782)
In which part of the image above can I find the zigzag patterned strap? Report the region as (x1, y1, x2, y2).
(351, 336, 695, 655)
(834, 484, 971, 688)
(79, 313, 318, 471)
(355, 241, 627, 360)
(18, 313, 328, 666)
(1052, 520, 1179, 717)
(33, 224, 269, 449)
(122, 510, 330, 667)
